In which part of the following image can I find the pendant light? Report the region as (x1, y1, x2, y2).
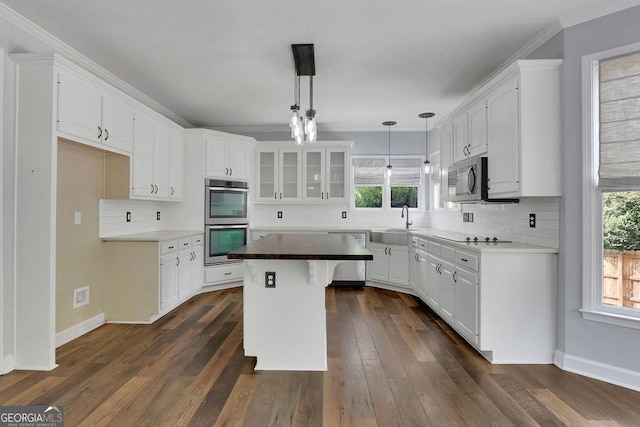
(418, 112, 435, 174)
(289, 44, 317, 144)
(382, 121, 397, 178)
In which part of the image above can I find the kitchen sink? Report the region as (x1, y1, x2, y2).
(369, 229, 409, 245)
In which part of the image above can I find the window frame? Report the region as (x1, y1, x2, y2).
(350, 155, 426, 212)
(581, 41, 640, 329)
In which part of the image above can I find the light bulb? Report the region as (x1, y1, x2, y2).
(424, 161, 430, 174)
(386, 165, 393, 177)
(289, 107, 300, 128)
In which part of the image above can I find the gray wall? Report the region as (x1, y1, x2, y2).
(552, 6, 640, 372)
(231, 130, 428, 156)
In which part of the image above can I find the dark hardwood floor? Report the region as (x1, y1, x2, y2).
(1, 285, 639, 426)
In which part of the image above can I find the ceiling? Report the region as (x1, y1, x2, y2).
(2, 0, 637, 132)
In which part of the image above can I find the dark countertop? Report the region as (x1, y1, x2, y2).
(228, 233, 373, 260)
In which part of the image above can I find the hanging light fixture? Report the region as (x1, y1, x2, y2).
(289, 75, 302, 145)
(418, 112, 435, 173)
(382, 121, 397, 178)
(289, 44, 317, 144)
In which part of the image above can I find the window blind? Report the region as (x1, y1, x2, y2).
(390, 158, 422, 186)
(599, 51, 640, 190)
(353, 158, 386, 185)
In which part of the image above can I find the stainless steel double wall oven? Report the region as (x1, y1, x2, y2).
(204, 179, 248, 265)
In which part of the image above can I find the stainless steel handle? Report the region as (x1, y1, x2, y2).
(155, 185, 159, 194)
(461, 258, 468, 262)
(97, 126, 102, 139)
(151, 184, 155, 194)
(388, 247, 391, 256)
(168, 245, 174, 250)
(225, 168, 229, 175)
(224, 272, 232, 276)
(183, 242, 189, 246)
(104, 128, 109, 141)
(171, 187, 174, 195)
(176, 257, 180, 266)
(384, 247, 388, 255)
(453, 271, 457, 283)
(322, 192, 324, 199)
(326, 192, 329, 199)
(229, 168, 232, 176)
(275, 192, 277, 199)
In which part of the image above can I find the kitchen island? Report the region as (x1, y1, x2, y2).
(228, 233, 372, 371)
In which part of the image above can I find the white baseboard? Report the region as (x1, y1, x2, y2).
(197, 281, 243, 294)
(56, 313, 106, 348)
(0, 354, 14, 375)
(554, 349, 640, 392)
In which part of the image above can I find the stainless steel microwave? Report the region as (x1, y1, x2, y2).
(447, 157, 518, 203)
(448, 157, 489, 203)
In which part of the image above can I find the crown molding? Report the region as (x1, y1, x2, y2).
(558, 0, 640, 28)
(0, 3, 192, 129)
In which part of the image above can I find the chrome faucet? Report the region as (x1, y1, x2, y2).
(401, 205, 413, 229)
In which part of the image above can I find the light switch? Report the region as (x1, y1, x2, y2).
(74, 212, 82, 225)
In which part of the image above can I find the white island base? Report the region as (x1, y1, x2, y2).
(242, 259, 343, 371)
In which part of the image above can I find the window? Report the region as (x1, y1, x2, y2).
(352, 156, 424, 210)
(583, 42, 640, 328)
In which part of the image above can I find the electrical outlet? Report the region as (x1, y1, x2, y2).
(74, 211, 82, 225)
(463, 213, 469, 222)
(157, 211, 161, 221)
(529, 213, 536, 228)
(277, 211, 283, 219)
(469, 213, 474, 223)
(126, 211, 131, 222)
(265, 271, 276, 288)
(342, 211, 347, 219)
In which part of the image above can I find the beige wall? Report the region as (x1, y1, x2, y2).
(56, 140, 105, 333)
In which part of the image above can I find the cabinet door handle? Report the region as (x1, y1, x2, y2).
(170, 187, 174, 196)
(461, 258, 468, 262)
(322, 193, 324, 199)
(155, 185, 159, 194)
(150, 184, 155, 194)
(388, 247, 392, 256)
(384, 247, 388, 255)
(224, 272, 232, 276)
(104, 128, 109, 141)
(453, 271, 457, 283)
(274, 192, 277, 199)
(326, 192, 329, 199)
(229, 168, 232, 176)
(168, 245, 174, 250)
(225, 167, 229, 175)
(280, 192, 282, 199)
(183, 242, 189, 246)
(97, 126, 102, 140)
(176, 257, 180, 266)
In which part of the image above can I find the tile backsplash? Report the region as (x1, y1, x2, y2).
(427, 197, 559, 248)
(99, 199, 164, 237)
(251, 197, 559, 248)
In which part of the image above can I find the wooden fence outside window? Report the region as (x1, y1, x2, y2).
(603, 250, 640, 309)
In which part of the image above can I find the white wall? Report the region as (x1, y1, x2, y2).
(0, 8, 57, 370)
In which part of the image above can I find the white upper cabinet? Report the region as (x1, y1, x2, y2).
(437, 59, 561, 199)
(255, 141, 351, 204)
(256, 148, 302, 202)
(169, 128, 184, 200)
(486, 60, 562, 198)
(453, 100, 488, 164)
(131, 111, 183, 201)
(57, 69, 134, 153)
(302, 147, 348, 203)
(206, 136, 251, 181)
(439, 123, 453, 204)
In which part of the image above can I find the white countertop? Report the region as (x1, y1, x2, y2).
(102, 230, 203, 242)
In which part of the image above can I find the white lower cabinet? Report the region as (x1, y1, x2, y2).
(411, 235, 556, 363)
(105, 234, 204, 323)
(205, 263, 244, 285)
(366, 242, 409, 287)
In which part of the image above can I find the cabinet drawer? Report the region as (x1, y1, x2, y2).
(205, 263, 243, 284)
(418, 240, 428, 251)
(191, 235, 204, 246)
(456, 250, 478, 271)
(161, 239, 178, 254)
(441, 245, 456, 262)
(427, 241, 441, 255)
(410, 236, 420, 247)
(179, 238, 191, 249)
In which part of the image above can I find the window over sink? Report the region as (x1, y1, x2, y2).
(582, 42, 640, 328)
(352, 156, 424, 210)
